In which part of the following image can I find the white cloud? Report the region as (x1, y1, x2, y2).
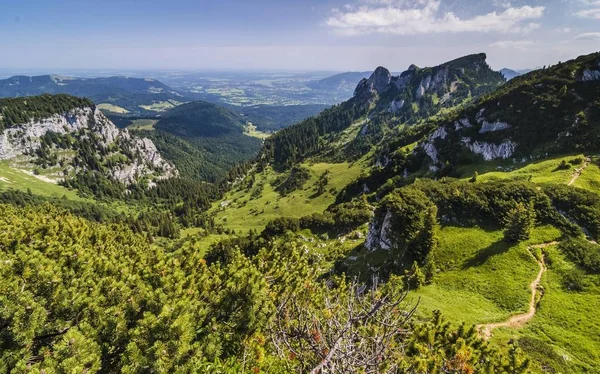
(490, 40, 536, 51)
(575, 8, 600, 18)
(574, 32, 600, 39)
(556, 27, 571, 33)
(326, 0, 545, 35)
(575, 0, 600, 19)
(493, 1, 513, 9)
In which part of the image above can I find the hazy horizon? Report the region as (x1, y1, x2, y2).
(2, 0, 599, 72)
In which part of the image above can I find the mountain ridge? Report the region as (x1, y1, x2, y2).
(262, 52, 505, 170)
(0, 94, 177, 190)
(0, 75, 188, 116)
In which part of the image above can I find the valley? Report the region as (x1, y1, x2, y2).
(1, 51, 600, 373)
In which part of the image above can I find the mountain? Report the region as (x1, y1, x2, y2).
(238, 104, 329, 132)
(128, 100, 262, 182)
(0, 94, 177, 194)
(204, 52, 600, 373)
(415, 52, 600, 174)
(500, 68, 522, 80)
(110, 101, 328, 182)
(0, 75, 187, 115)
(262, 53, 506, 170)
(3, 53, 600, 374)
(307, 71, 372, 92)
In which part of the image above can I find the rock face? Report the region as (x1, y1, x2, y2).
(354, 66, 392, 101)
(353, 53, 504, 126)
(479, 120, 511, 133)
(577, 59, 600, 81)
(0, 107, 177, 185)
(581, 69, 600, 81)
(464, 139, 516, 161)
(365, 209, 393, 251)
(388, 99, 405, 113)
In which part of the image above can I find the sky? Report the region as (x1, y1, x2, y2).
(0, 0, 599, 72)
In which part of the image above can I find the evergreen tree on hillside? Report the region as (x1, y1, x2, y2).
(503, 202, 536, 243)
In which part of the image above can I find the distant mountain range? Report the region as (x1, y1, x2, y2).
(307, 72, 372, 93)
(0, 75, 190, 116)
(500, 68, 521, 80)
(500, 68, 535, 80)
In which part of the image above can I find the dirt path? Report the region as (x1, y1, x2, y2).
(568, 157, 591, 186)
(478, 242, 559, 339)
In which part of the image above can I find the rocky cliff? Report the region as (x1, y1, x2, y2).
(0, 98, 177, 186)
(352, 53, 505, 123)
(413, 52, 600, 173)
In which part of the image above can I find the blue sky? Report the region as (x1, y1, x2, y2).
(1, 0, 599, 71)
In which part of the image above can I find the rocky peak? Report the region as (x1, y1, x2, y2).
(354, 66, 392, 97)
(369, 66, 392, 92)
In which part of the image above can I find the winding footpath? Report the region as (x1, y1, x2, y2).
(478, 242, 558, 340)
(478, 157, 594, 339)
(568, 157, 591, 186)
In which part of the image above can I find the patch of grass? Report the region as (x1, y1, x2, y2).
(211, 160, 368, 233)
(572, 156, 600, 194)
(397, 223, 599, 373)
(410, 226, 559, 322)
(97, 103, 130, 114)
(139, 100, 182, 112)
(490, 245, 600, 373)
(0, 161, 85, 201)
(127, 119, 158, 131)
(243, 123, 271, 139)
(458, 154, 587, 185)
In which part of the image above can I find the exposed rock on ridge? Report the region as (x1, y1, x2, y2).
(0, 107, 177, 185)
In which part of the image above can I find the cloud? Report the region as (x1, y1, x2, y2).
(574, 32, 600, 39)
(575, 8, 600, 18)
(490, 40, 536, 51)
(575, 0, 600, 19)
(326, 0, 544, 35)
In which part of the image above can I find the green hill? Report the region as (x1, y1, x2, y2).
(155, 100, 246, 137)
(0, 75, 188, 116)
(128, 100, 262, 182)
(205, 52, 600, 373)
(261, 53, 505, 171)
(2, 52, 600, 373)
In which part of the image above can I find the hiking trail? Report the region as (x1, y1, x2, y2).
(477, 242, 559, 339)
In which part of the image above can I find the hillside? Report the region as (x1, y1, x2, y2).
(414, 52, 600, 175)
(0, 75, 187, 115)
(261, 53, 505, 170)
(306, 71, 371, 93)
(155, 100, 246, 137)
(124, 101, 262, 182)
(2, 52, 600, 373)
(0, 94, 177, 196)
(205, 52, 600, 373)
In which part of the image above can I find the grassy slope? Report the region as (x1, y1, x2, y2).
(410, 225, 561, 323)
(126, 119, 158, 131)
(97, 103, 130, 114)
(572, 155, 600, 194)
(491, 245, 600, 372)
(0, 161, 85, 201)
(458, 154, 588, 184)
(211, 159, 368, 233)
